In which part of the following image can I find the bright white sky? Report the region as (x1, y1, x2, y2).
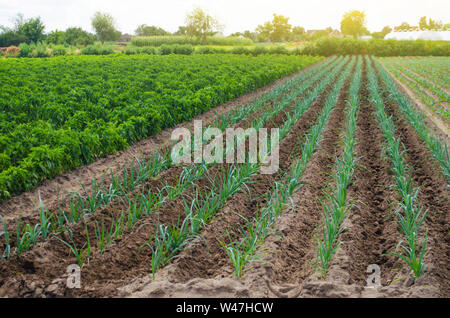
(0, 0, 449, 35)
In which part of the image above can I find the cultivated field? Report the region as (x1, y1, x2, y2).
(379, 57, 449, 128)
(0, 55, 448, 298)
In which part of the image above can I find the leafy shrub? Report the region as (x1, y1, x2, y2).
(231, 46, 251, 55)
(138, 46, 156, 54)
(172, 44, 194, 55)
(195, 46, 216, 54)
(34, 42, 51, 58)
(124, 47, 138, 55)
(268, 45, 290, 55)
(81, 45, 114, 55)
(158, 44, 173, 55)
(251, 46, 268, 56)
(52, 45, 67, 56)
(18, 43, 33, 57)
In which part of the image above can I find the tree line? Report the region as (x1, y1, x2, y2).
(1, 8, 449, 48)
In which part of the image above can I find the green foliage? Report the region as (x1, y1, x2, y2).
(185, 8, 219, 45)
(135, 24, 170, 36)
(256, 13, 292, 42)
(17, 17, 46, 43)
(91, 11, 121, 43)
(0, 31, 28, 47)
(81, 45, 114, 55)
(340, 10, 367, 38)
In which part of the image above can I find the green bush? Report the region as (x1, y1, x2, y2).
(158, 44, 173, 55)
(231, 46, 251, 55)
(138, 46, 156, 54)
(172, 44, 194, 55)
(268, 45, 290, 55)
(81, 45, 114, 55)
(124, 47, 138, 55)
(52, 45, 67, 56)
(18, 43, 33, 57)
(251, 46, 268, 56)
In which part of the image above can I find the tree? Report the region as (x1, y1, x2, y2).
(271, 14, 291, 42)
(135, 25, 169, 36)
(46, 30, 66, 44)
(427, 18, 443, 30)
(256, 14, 291, 42)
(397, 22, 412, 31)
(0, 14, 44, 46)
(185, 8, 220, 45)
(372, 26, 392, 39)
(65, 27, 96, 45)
(17, 17, 45, 43)
(419, 16, 428, 30)
(290, 26, 305, 41)
(256, 21, 273, 42)
(243, 30, 257, 41)
(91, 12, 121, 43)
(174, 26, 187, 35)
(340, 10, 367, 38)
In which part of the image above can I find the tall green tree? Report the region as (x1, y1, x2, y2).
(91, 12, 121, 43)
(256, 14, 291, 42)
(419, 16, 428, 30)
(17, 17, 45, 43)
(185, 8, 220, 45)
(397, 22, 412, 31)
(290, 26, 305, 41)
(340, 10, 367, 38)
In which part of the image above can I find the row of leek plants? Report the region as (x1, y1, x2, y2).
(367, 56, 427, 279)
(316, 56, 362, 277)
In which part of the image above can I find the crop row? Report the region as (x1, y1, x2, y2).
(0, 54, 321, 200)
(316, 56, 362, 277)
(367, 56, 427, 278)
